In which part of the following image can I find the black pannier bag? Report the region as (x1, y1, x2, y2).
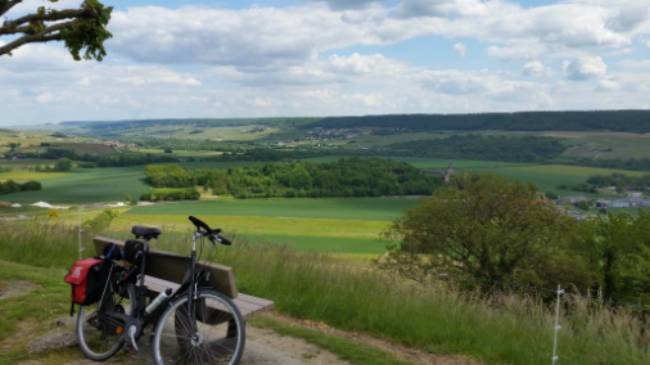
(124, 239, 145, 264)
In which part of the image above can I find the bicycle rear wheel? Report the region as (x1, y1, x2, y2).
(76, 283, 136, 361)
(152, 289, 245, 365)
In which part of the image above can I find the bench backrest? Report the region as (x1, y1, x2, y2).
(93, 236, 238, 298)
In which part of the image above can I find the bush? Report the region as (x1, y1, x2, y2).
(383, 174, 589, 294)
(53, 158, 73, 172)
(0, 180, 42, 195)
(140, 188, 200, 201)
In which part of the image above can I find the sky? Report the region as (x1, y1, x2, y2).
(1, 0, 650, 125)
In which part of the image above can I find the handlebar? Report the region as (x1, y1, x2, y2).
(188, 216, 232, 246)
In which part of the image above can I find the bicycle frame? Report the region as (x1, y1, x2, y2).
(108, 230, 210, 345)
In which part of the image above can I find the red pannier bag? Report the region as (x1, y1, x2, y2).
(64, 258, 109, 306)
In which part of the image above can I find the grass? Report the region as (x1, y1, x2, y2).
(2, 222, 648, 365)
(252, 315, 412, 365)
(0, 169, 68, 182)
(0, 166, 149, 204)
(113, 214, 391, 254)
(0, 260, 71, 364)
(126, 197, 418, 221)
(541, 131, 650, 160)
(115, 198, 418, 254)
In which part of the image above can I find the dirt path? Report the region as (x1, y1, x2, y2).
(242, 326, 354, 365)
(265, 313, 482, 365)
(23, 319, 354, 365)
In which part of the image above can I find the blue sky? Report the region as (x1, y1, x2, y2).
(1, 0, 650, 125)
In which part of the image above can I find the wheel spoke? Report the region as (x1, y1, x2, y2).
(153, 291, 244, 365)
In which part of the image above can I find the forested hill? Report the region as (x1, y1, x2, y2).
(307, 110, 650, 132)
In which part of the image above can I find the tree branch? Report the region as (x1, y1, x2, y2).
(0, 1, 112, 60)
(0, 20, 71, 56)
(2, 8, 86, 29)
(0, 0, 23, 18)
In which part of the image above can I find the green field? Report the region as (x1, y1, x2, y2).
(0, 166, 149, 204)
(541, 131, 650, 160)
(308, 156, 646, 195)
(112, 198, 419, 255)
(391, 157, 646, 194)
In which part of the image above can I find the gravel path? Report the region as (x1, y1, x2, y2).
(24, 320, 352, 365)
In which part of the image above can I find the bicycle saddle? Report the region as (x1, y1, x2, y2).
(131, 225, 161, 240)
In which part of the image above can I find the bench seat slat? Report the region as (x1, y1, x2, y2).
(144, 276, 272, 318)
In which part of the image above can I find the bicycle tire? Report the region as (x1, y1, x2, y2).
(152, 289, 246, 365)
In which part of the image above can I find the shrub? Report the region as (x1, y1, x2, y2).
(140, 188, 200, 201)
(383, 174, 590, 294)
(0, 180, 42, 195)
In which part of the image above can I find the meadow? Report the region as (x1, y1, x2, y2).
(0, 166, 149, 204)
(113, 197, 419, 255)
(385, 157, 645, 194)
(1, 222, 647, 365)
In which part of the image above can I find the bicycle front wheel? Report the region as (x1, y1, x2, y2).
(152, 289, 246, 365)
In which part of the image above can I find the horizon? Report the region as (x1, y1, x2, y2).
(6, 108, 650, 129)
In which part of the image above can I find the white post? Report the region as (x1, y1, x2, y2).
(551, 284, 564, 365)
(78, 207, 84, 259)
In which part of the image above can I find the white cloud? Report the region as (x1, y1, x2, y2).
(563, 56, 608, 80)
(523, 60, 547, 77)
(107, 5, 384, 66)
(36, 92, 56, 104)
(453, 42, 467, 57)
(396, 0, 489, 18)
(312, 0, 379, 10)
(328, 53, 406, 75)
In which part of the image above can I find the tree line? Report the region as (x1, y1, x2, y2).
(144, 158, 441, 199)
(389, 134, 566, 162)
(0, 180, 41, 195)
(309, 110, 650, 133)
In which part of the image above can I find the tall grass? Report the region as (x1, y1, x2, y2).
(1, 222, 648, 365)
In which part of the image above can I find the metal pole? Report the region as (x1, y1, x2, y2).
(78, 207, 84, 259)
(551, 284, 564, 365)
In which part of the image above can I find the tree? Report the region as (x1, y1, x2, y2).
(53, 157, 72, 171)
(577, 212, 650, 308)
(383, 174, 578, 292)
(0, 0, 112, 60)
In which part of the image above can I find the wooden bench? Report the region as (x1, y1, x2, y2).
(93, 236, 273, 318)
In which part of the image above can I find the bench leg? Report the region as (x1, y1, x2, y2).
(226, 319, 237, 338)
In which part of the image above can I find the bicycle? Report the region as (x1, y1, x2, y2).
(75, 216, 246, 365)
